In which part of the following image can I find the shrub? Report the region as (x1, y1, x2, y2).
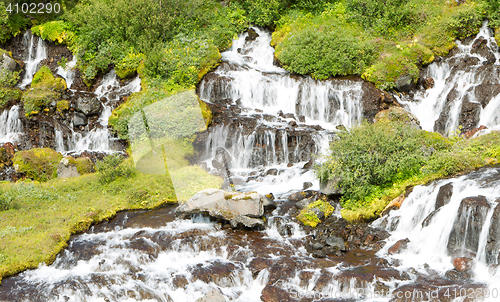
(96, 155, 136, 184)
(0, 88, 22, 110)
(13, 148, 63, 182)
(31, 21, 75, 45)
(21, 88, 60, 117)
(115, 51, 145, 79)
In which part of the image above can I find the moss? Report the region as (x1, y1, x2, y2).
(362, 51, 420, 90)
(12, 148, 63, 182)
(199, 98, 212, 128)
(297, 209, 321, 227)
(56, 100, 69, 112)
(495, 27, 500, 45)
(308, 200, 334, 217)
(0, 88, 22, 110)
(65, 156, 94, 175)
(31, 66, 67, 92)
(115, 52, 145, 79)
(21, 88, 60, 117)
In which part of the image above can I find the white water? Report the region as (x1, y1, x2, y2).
(19, 31, 47, 89)
(59, 71, 141, 153)
(0, 105, 23, 144)
(374, 167, 500, 300)
(400, 21, 500, 135)
(199, 28, 362, 195)
(56, 57, 78, 90)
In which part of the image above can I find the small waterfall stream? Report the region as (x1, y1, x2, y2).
(400, 21, 500, 135)
(19, 31, 47, 89)
(0, 105, 23, 144)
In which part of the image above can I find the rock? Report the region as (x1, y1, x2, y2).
(325, 236, 345, 251)
(388, 238, 410, 254)
(288, 191, 307, 202)
(302, 182, 313, 190)
(230, 215, 264, 229)
(196, 288, 226, 302)
(311, 207, 324, 220)
(312, 249, 326, 258)
(171, 275, 189, 289)
(445, 269, 472, 281)
(73, 112, 88, 127)
(374, 107, 420, 129)
(260, 285, 292, 302)
(453, 257, 474, 272)
(283, 113, 295, 119)
(1, 54, 19, 72)
(380, 194, 405, 216)
(191, 261, 241, 287)
(395, 74, 416, 93)
(176, 189, 264, 227)
(486, 202, 500, 264)
(319, 177, 341, 195)
(265, 168, 278, 176)
(421, 208, 441, 228)
(212, 147, 231, 170)
(245, 28, 259, 42)
(447, 196, 490, 255)
(435, 182, 453, 210)
(297, 115, 305, 123)
(263, 193, 277, 212)
(423, 77, 434, 89)
(76, 96, 102, 116)
(302, 158, 314, 170)
(57, 157, 80, 178)
(464, 125, 488, 138)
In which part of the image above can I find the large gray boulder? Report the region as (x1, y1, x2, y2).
(177, 188, 265, 228)
(57, 157, 80, 178)
(1, 54, 19, 72)
(76, 96, 102, 116)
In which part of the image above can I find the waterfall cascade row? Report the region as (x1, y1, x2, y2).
(0, 105, 23, 144)
(400, 21, 500, 136)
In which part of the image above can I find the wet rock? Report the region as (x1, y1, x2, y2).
(261, 285, 293, 302)
(447, 196, 490, 255)
(435, 182, 453, 210)
(283, 113, 295, 119)
(374, 107, 420, 129)
(486, 202, 500, 264)
(1, 53, 20, 72)
(57, 157, 80, 178)
(459, 96, 482, 133)
(245, 28, 259, 42)
(73, 112, 88, 127)
(325, 236, 345, 251)
(360, 81, 393, 122)
(196, 288, 226, 302)
(422, 77, 434, 89)
(248, 257, 273, 277)
(445, 269, 472, 281)
(171, 275, 189, 289)
(76, 96, 102, 116)
(388, 238, 410, 254)
(230, 215, 265, 229)
(471, 37, 496, 64)
(395, 74, 416, 93)
(311, 208, 324, 220)
(453, 257, 474, 272)
(297, 115, 306, 123)
(303, 182, 313, 190)
(302, 159, 314, 170)
(374, 281, 390, 296)
(421, 208, 441, 228)
(191, 260, 242, 287)
(380, 194, 405, 217)
(266, 168, 278, 176)
(212, 147, 231, 170)
(288, 191, 310, 202)
(263, 193, 277, 212)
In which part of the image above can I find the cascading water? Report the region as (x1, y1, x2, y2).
(400, 21, 500, 136)
(0, 105, 23, 144)
(19, 31, 47, 89)
(57, 70, 142, 153)
(56, 57, 77, 91)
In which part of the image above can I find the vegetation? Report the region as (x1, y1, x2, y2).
(21, 66, 66, 117)
(317, 117, 500, 222)
(297, 199, 335, 227)
(12, 148, 63, 182)
(272, 0, 495, 89)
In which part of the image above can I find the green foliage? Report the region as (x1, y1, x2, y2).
(0, 50, 21, 88)
(0, 87, 21, 109)
(56, 100, 69, 112)
(115, 51, 145, 79)
(13, 148, 63, 182)
(21, 88, 59, 117)
(297, 199, 335, 227)
(31, 66, 67, 91)
(243, 0, 284, 27)
(31, 20, 74, 45)
(96, 155, 135, 184)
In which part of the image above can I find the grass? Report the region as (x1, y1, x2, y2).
(0, 157, 222, 284)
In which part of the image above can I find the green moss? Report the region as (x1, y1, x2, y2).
(65, 156, 94, 175)
(56, 100, 70, 112)
(297, 210, 321, 227)
(495, 27, 500, 45)
(31, 66, 67, 92)
(0, 88, 21, 110)
(21, 88, 60, 117)
(13, 148, 63, 182)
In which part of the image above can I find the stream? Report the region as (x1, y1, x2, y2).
(0, 24, 500, 301)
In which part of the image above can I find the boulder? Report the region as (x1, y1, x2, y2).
(73, 112, 88, 127)
(57, 157, 80, 178)
(381, 194, 405, 216)
(1, 54, 19, 72)
(211, 147, 231, 170)
(196, 288, 226, 302)
(388, 238, 410, 254)
(230, 215, 264, 229)
(395, 74, 416, 93)
(176, 189, 265, 228)
(453, 257, 474, 272)
(319, 177, 341, 195)
(435, 182, 453, 210)
(422, 77, 434, 89)
(447, 196, 490, 255)
(76, 96, 102, 116)
(325, 236, 345, 251)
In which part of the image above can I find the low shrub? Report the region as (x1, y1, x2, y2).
(13, 148, 63, 182)
(96, 155, 136, 184)
(0, 88, 22, 110)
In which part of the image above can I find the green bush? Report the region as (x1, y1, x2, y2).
(31, 20, 74, 45)
(0, 67, 20, 88)
(115, 51, 145, 79)
(13, 148, 63, 182)
(0, 88, 22, 110)
(21, 88, 60, 117)
(96, 155, 136, 184)
(31, 66, 67, 91)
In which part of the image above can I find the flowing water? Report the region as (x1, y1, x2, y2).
(19, 31, 47, 89)
(0, 105, 23, 144)
(400, 21, 500, 136)
(2, 26, 500, 301)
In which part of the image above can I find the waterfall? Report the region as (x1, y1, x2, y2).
(400, 21, 500, 135)
(59, 71, 141, 153)
(374, 167, 500, 298)
(0, 105, 23, 144)
(19, 31, 47, 89)
(56, 57, 77, 90)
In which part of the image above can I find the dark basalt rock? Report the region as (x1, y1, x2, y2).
(76, 96, 102, 116)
